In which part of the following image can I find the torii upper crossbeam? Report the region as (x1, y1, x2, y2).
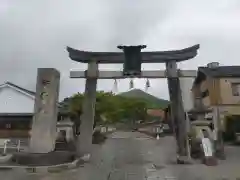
(67, 44, 199, 63)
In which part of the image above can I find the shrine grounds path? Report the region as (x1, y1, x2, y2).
(2, 131, 240, 180)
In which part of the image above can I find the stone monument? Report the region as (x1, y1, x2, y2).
(29, 68, 60, 153)
(9, 68, 76, 166)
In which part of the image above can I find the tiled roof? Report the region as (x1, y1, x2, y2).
(4, 82, 35, 96)
(198, 66, 240, 77)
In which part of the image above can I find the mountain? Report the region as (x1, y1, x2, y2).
(118, 89, 170, 109)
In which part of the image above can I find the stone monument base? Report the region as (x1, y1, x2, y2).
(12, 151, 76, 166)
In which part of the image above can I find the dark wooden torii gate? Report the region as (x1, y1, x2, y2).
(67, 44, 200, 163)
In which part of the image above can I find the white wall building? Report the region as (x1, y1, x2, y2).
(0, 82, 35, 114)
(0, 82, 74, 144)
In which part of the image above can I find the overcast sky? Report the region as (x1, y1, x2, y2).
(1, 0, 240, 101)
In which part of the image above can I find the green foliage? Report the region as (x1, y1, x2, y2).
(60, 91, 148, 128)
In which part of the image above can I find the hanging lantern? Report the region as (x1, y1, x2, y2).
(117, 45, 146, 76)
(129, 79, 134, 89)
(145, 78, 150, 91)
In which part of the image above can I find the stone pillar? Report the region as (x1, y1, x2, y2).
(30, 68, 60, 153)
(77, 61, 98, 157)
(213, 106, 225, 159)
(179, 77, 195, 158)
(212, 78, 225, 159)
(166, 61, 188, 161)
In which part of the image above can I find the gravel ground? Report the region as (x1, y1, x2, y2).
(1, 131, 240, 180)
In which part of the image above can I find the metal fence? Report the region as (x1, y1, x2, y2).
(0, 138, 29, 153)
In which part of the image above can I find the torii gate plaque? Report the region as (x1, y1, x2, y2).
(67, 44, 200, 163)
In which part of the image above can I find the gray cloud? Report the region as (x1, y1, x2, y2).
(0, 0, 240, 101)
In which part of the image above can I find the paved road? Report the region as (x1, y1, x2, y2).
(1, 131, 240, 180)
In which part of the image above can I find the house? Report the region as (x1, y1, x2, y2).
(191, 62, 240, 131)
(0, 82, 67, 139)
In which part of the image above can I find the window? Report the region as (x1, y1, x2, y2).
(231, 83, 240, 96)
(201, 89, 209, 98)
(5, 124, 11, 129)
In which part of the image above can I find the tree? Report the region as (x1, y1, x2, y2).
(118, 97, 148, 126)
(60, 93, 84, 134)
(60, 91, 148, 133)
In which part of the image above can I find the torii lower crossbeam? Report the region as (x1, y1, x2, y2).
(70, 70, 197, 79)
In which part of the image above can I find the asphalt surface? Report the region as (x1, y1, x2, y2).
(1, 131, 240, 180)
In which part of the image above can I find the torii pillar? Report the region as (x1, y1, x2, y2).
(77, 61, 98, 157)
(166, 61, 188, 162)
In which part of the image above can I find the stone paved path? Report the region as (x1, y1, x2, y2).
(1, 131, 240, 180)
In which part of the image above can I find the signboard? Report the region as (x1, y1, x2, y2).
(201, 138, 213, 157)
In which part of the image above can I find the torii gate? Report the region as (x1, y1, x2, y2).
(67, 44, 199, 163)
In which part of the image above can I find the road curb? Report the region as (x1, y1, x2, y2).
(0, 155, 88, 173)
